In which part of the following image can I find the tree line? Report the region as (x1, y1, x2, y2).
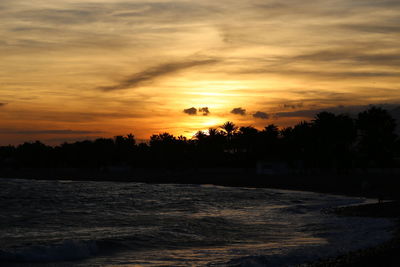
(1, 106, 399, 171)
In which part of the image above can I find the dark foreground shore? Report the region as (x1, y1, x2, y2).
(301, 201, 400, 267)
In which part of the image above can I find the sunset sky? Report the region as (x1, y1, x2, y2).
(1, 0, 400, 145)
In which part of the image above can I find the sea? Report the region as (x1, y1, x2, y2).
(0, 178, 394, 266)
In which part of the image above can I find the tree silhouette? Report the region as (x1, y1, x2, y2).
(205, 128, 225, 156)
(1, 107, 399, 174)
(150, 133, 177, 150)
(207, 128, 221, 138)
(263, 124, 279, 139)
(239, 126, 259, 136)
(219, 121, 239, 154)
(238, 126, 259, 153)
(356, 106, 397, 166)
(16, 141, 52, 167)
(260, 124, 280, 160)
(289, 121, 314, 167)
(194, 131, 207, 141)
(236, 126, 259, 164)
(220, 121, 238, 137)
(207, 128, 225, 144)
(312, 112, 356, 169)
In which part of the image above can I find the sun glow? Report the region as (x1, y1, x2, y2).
(185, 92, 241, 97)
(1, 0, 400, 146)
(178, 116, 226, 139)
(201, 117, 225, 128)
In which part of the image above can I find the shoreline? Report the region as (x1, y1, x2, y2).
(301, 201, 400, 267)
(1, 167, 400, 200)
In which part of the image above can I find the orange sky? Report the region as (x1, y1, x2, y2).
(1, 0, 400, 145)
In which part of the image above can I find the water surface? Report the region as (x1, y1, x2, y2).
(0, 178, 393, 266)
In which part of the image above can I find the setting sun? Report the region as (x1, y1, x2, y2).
(1, 0, 399, 145)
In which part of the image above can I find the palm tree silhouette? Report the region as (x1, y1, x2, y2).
(208, 128, 219, 137)
(194, 131, 207, 141)
(220, 121, 238, 137)
(357, 106, 397, 166)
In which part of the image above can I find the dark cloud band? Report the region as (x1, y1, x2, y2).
(99, 59, 218, 91)
(253, 111, 269, 119)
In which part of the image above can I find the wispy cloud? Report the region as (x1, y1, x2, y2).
(275, 103, 400, 120)
(282, 102, 303, 109)
(98, 59, 218, 91)
(235, 47, 400, 79)
(1, 109, 152, 123)
(338, 23, 400, 34)
(291, 49, 400, 68)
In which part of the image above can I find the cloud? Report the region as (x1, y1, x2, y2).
(0, 129, 105, 135)
(291, 49, 400, 68)
(234, 45, 400, 80)
(110, 2, 221, 22)
(274, 103, 400, 134)
(282, 102, 303, 109)
(255, 89, 390, 113)
(246, 68, 400, 80)
(183, 107, 197, 115)
(183, 107, 209, 116)
(199, 107, 210, 116)
(339, 24, 400, 34)
(274, 103, 400, 119)
(98, 59, 218, 91)
(3, 109, 151, 123)
(15, 8, 99, 25)
(8, 2, 215, 26)
(275, 109, 326, 118)
(253, 111, 269, 119)
(231, 107, 246, 115)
